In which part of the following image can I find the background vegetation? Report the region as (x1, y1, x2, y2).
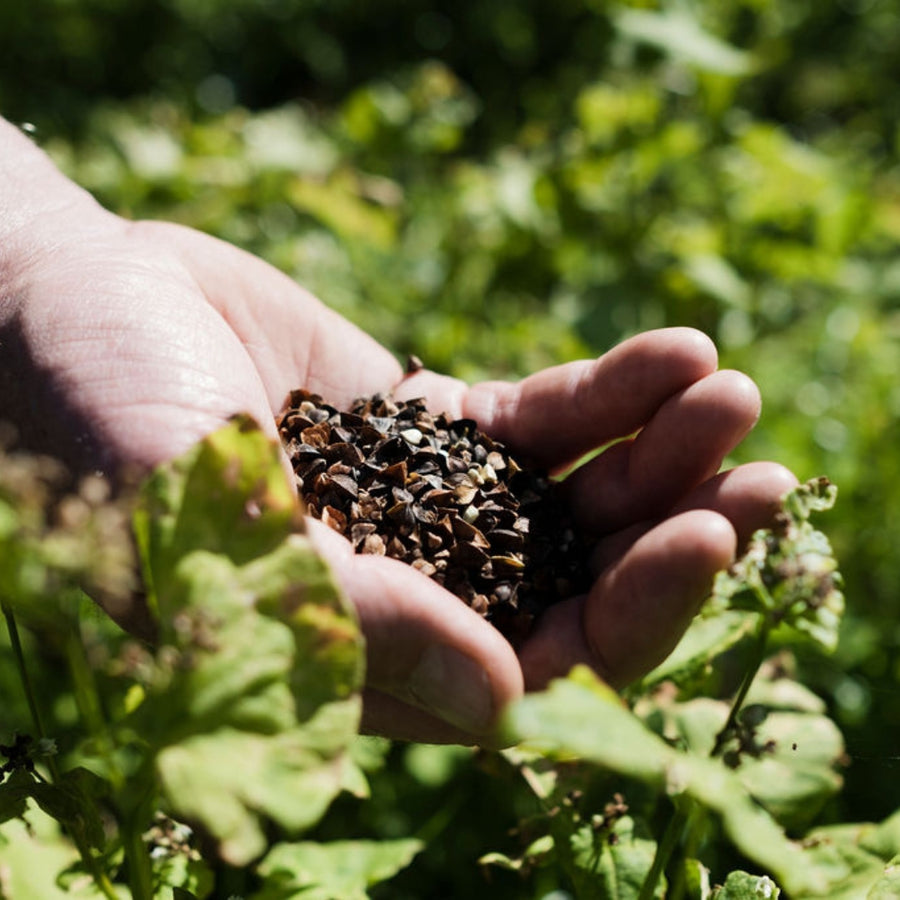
(2, 0, 900, 895)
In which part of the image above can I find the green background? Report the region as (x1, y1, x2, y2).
(3, 0, 900, 894)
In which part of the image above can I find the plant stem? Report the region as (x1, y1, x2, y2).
(2, 600, 119, 900)
(711, 616, 771, 759)
(72, 828, 121, 900)
(123, 809, 155, 900)
(1, 599, 60, 781)
(639, 614, 774, 899)
(65, 593, 125, 792)
(668, 805, 707, 900)
(638, 803, 689, 900)
(3, 601, 44, 735)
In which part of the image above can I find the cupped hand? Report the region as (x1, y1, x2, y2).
(1, 121, 797, 744)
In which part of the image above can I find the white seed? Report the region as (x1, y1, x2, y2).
(400, 427, 423, 445)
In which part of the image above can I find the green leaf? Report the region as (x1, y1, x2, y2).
(254, 838, 423, 900)
(745, 674, 828, 715)
(861, 808, 900, 860)
(157, 712, 362, 867)
(479, 834, 555, 874)
(682, 255, 752, 309)
(0, 769, 32, 826)
(613, 9, 758, 77)
(0, 805, 121, 898)
(712, 478, 844, 652)
(653, 695, 844, 830)
(682, 858, 712, 900)
(133, 418, 363, 716)
(504, 670, 673, 781)
(287, 178, 397, 251)
(570, 816, 662, 900)
(133, 414, 303, 616)
(783, 478, 838, 519)
(0, 768, 106, 851)
(403, 743, 472, 788)
(794, 814, 900, 899)
(711, 870, 780, 899)
(150, 846, 215, 899)
(126, 564, 299, 741)
(252, 538, 363, 721)
(125, 419, 365, 864)
(793, 824, 883, 898)
(500, 667, 830, 896)
(634, 611, 756, 693)
(30, 768, 108, 852)
(867, 857, 900, 899)
(735, 710, 844, 830)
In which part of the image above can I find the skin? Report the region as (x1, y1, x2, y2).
(0, 118, 797, 744)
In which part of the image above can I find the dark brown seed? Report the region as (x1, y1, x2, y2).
(362, 533, 386, 555)
(279, 389, 591, 643)
(381, 460, 408, 485)
(300, 422, 332, 447)
(321, 505, 348, 534)
(326, 473, 359, 500)
(412, 558, 438, 577)
(350, 521, 377, 546)
(448, 541, 491, 568)
(488, 529, 526, 552)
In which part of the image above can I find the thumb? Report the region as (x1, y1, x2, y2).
(307, 519, 524, 741)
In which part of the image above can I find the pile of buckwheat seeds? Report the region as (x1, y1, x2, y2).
(277, 389, 591, 643)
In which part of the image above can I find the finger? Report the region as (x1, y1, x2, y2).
(135, 221, 405, 411)
(361, 688, 490, 745)
(669, 461, 798, 547)
(461, 327, 719, 470)
(393, 369, 468, 419)
(589, 461, 799, 574)
(565, 369, 761, 533)
(518, 510, 736, 691)
(307, 520, 524, 738)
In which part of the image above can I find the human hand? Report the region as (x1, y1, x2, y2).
(1, 119, 796, 744)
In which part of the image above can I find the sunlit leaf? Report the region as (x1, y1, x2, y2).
(157, 718, 362, 866)
(867, 857, 900, 900)
(861, 808, 900, 860)
(133, 414, 302, 615)
(614, 9, 758, 76)
(635, 610, 756, 693)
(255, 838, 423, 900)
(712, 479, 844, 652)
(501, 667, 831, 896)
(711, 871, 780, 899)
(0, 806, 117, 898)
(128, 419, 365, 865)
(480, 834, 555, 874)
(570, 816, 662, 900)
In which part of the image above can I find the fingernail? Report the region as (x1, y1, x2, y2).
(407, 645, 494, 734)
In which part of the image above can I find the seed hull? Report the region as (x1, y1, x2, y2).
(277, 390, 590, 643)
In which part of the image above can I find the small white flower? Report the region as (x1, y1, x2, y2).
(36, 738, 57, 757)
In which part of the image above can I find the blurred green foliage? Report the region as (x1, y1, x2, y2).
(4, 0, 900, 893)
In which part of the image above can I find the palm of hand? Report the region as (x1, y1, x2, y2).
(3, 203, 795, 744)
